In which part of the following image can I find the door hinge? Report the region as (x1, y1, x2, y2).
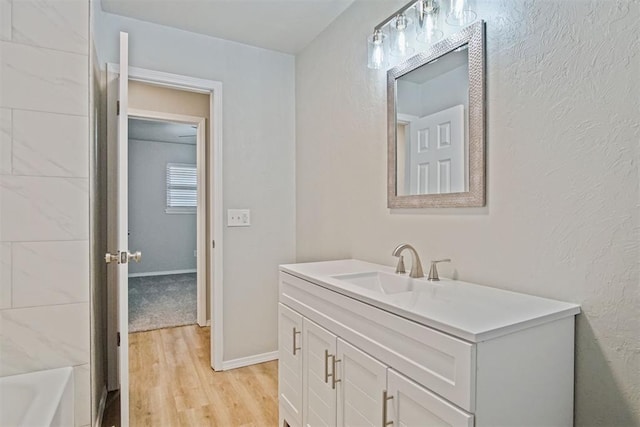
(117, 332, 121, 347)
(212, 240, 215, 249)
(116, 100, 120, 116)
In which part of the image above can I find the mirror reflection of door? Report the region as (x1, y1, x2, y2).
(408, 104, 464, 194)
(396, 45, 469, 196)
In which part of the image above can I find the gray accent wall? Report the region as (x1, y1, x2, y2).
(128, 138, 197, 275)
(95, 8, 296, 363)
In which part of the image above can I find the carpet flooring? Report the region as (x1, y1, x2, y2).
(128, 273, 196, 333)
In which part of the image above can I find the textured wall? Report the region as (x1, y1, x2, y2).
(95, 8, 296, 361)
(128, 139, 197, 274)
(0, 0, 91, 425)
(296, 0, 639, 424)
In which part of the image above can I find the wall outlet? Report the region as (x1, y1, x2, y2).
(227, 209, 251, 227)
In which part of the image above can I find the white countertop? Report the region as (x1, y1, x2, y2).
(280, 259, 581, 342)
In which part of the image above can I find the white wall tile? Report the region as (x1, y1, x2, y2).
(12, 241, 89, 307)
(0, 0, 11, 41)
(12, 0, 88, 55)
(0, 176, 88, 241)
(0, 108, 10, 175)
(73, 363, 90, 427)
(0, 242, 11, 309)
(0, 41, 88, 116)
(13, 110, 88, 177)
(0, 302, 89, 376)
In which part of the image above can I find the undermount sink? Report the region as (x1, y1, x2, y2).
(331, 271, 418, 294)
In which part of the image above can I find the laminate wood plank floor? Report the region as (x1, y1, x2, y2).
(104, 325, 279, 427)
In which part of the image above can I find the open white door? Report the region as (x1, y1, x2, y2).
(105, 32, 136, 427)
(116, 32, 130, 427)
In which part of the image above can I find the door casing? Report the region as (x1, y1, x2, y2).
(105, 64, 224, 395)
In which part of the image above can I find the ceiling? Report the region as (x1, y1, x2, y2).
(101, 0, 355, 54)
(129, 119, 197, 145)
(399, 47, 468, 85)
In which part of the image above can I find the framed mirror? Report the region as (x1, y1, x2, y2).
(388, 21, 485, 208)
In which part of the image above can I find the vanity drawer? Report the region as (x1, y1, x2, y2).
(280, 272, 476, 412)
(388, 368, 474, 427)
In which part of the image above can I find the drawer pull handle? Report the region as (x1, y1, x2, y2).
(331, 356, 341, 389)
(292, 327, 301, 356)
(324, 350, 334, 384)
(382, 390, 394, 426)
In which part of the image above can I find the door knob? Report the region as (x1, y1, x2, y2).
(105, 252, 120, 264)
(127, 251, 142, 263)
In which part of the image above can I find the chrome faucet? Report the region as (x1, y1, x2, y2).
(392, 244, 424, 278)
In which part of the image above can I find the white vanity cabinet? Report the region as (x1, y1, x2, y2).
(279, 301, 475, 427)
(278, 304, 303, 427)
(336, 339, 387, 427)
(278, 260, 580, 427)
(302, 318, 337, 427)
(387, 369, 473, 427)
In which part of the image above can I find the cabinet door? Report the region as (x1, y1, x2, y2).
(387, 369, 474, 427)
(279, 303, 303, 427)
(302, 318, 337, 427)
(336, 339, 387, 427)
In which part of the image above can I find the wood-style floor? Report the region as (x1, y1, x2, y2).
(104, 325, 279, 427)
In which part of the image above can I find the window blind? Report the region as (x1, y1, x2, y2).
(166, 163, 197, 212)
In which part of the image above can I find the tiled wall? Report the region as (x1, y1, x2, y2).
(0, 1, 91, 426)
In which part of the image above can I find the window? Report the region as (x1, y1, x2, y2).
(166, 163, 197, 214)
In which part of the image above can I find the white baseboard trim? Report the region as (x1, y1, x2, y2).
(206, 320, 211, 327)
(95, 386, 107, 427)
(221, 351, 279, 371)
(128, 269, 196, 278)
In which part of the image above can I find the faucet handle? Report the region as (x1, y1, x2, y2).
(428, 259, 451, 281)
(395, 255, 406, 274)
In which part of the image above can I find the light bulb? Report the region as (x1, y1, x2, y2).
(391, 13, 414, 58)
(372, 44, 383, 68)
(416, 0, 443, 44)
(367, 30, 387, 69)
(447, 0, 477, 26)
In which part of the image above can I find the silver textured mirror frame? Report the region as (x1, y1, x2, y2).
(388, 20, 485, 208)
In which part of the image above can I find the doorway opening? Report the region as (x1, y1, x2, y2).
(104, 56, 225, 426)
(127, 117, 204, 332)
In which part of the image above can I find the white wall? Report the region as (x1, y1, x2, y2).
(128, 139, 197, 275)
(296, 1, 639, 425)
(0, 0, 91, 425)
(95, 8, 296, 361)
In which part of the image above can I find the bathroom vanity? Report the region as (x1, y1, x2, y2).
(278, 259, 580, 427)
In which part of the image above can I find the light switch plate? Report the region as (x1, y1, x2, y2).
(227, 209, 250, 227)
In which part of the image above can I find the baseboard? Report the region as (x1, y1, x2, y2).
(95, 386, 107, 427)
(128, 269, 196, 278)
(221, 351, 278, 371)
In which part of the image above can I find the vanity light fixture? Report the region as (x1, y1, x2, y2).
(367, 0, 476, 69)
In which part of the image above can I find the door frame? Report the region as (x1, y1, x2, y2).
(128, 109, 207, 327)
(106, 65, 224, 391)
